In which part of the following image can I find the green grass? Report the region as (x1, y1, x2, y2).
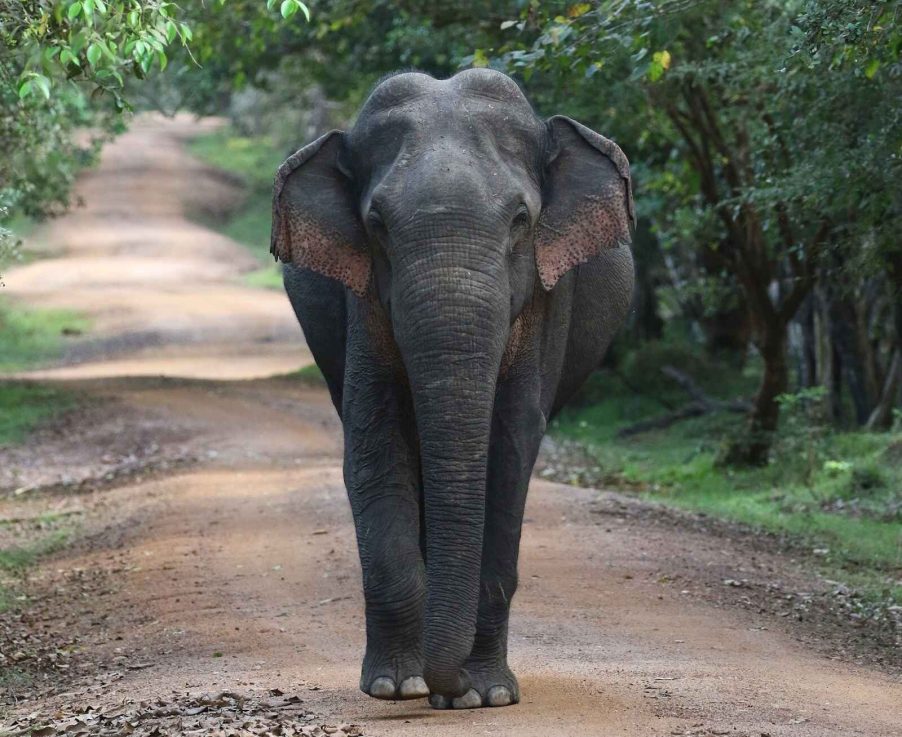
(0, 298, 84, 446)
(243, 263, 283, 290)
(188, 128, 284, 273)
(551, 339, 902, 605)
(217, 190, 273, 266)
(0, 382, 76, 447)
(0, 529, 70, 574)
(293, 363, 326, 385)
(188, 129, 284, 190)
(0, 515, 74, 614)
(0, 298, 89, 372)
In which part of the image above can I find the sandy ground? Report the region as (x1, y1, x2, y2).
(0, 115, 899, 736)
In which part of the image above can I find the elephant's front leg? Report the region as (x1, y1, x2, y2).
(343, 352, 428, 701)
(430, 368, 545, 709)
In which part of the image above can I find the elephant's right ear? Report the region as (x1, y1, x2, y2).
(271, 130, 371, 297)
(535, 117, 635, 291)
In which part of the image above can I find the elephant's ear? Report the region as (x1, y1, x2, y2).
(535, 116, 635, 291)
(271, 130, 371, 297)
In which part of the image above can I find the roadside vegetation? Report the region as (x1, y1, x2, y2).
(0, 300, 82, 617)
(548, 336, 901, 607)
(188, 128, 285, 289)
(0, 300, 88, 373)
(0, 383, 76, 448)
(0, 515, 73, 613)
(0, 299, 85, 447)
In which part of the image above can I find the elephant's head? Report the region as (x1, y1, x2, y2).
(272, 69, 633, 697)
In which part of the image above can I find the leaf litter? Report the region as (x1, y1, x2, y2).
(2, 689, 363, 737)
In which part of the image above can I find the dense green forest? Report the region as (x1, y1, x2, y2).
(2, 1, 900, 597)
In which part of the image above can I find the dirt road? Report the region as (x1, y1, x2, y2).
(1, 116, 899, 736)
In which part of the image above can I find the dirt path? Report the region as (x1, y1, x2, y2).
(1, 116, 899, 737)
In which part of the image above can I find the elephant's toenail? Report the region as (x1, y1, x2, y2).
(399, 676, 429, 699)
(451, 689, 482, 709)
(369, 676, 397, 699)
(429, 694, 450, 709)
(486, 686, 513, 707)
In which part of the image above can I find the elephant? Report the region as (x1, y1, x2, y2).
(271, 68, 634, 709)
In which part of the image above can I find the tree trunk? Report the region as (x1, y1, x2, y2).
(865, 348, 901, 430)
(630, 220, 665, 342)
(827, 289, 872, 425)
(722, 326, 788, 466)
(798, 293, 818, 387)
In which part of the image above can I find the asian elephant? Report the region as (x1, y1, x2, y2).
(272, 69, 634, 709)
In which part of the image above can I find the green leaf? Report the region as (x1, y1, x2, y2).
(281, 0, 297, 19)
(158, 50, 168, 71)
(647, 50, 671, 82)
(60, 48, 79, 67)
(70, 31, 87, 55)
(67, 2, 82, 20)
(33, 75, 51, 100)
(864, 59, 880, 79)
(472, 48, 489, 68)
(18, 80, 33, 99)
(647, 61, 663, 82)
(568, 3, 591, 17)
(86, 42, 102, 67)
(267, 0, 279, 9)
(297, 2, 311, 21)
(500, 20, 518, 30)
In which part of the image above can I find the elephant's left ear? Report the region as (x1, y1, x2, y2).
(271, 131, 371, 297)
(536, 116, 635, 291)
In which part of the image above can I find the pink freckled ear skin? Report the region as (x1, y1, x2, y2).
(276, 203, 371, 297)
(271, 130, 372, 297)
(536, 116, 634, 291)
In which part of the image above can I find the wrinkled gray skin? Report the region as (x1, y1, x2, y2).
(272, 69, 634, 709)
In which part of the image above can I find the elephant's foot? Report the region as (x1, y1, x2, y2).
(428, 659, 519, 709)
(360, 650, 428, 701)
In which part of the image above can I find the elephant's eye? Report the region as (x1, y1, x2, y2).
(366, 209, 389, 246)
(367, 209, 386, 232)
(509, 205, 531, 251)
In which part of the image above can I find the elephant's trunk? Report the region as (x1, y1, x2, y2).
(391, 228, 509, 697)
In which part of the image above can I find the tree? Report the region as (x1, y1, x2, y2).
(0, 0, 309, 257)
(493, 0, 900, 464)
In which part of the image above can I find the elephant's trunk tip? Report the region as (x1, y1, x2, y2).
(423, 659, 471, 699)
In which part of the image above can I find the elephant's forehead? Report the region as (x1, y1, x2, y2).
(349, 71, 543, 157)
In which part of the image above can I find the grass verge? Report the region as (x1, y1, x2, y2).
(0, 298, 85, 446)
(188, 127, 284, 289)
(0, 298, 89, 372)
(293, 363, 325, 385)
(550, 348, 902, 607)
(0, 383, 76, 447)
(0, 516, 74, 613)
